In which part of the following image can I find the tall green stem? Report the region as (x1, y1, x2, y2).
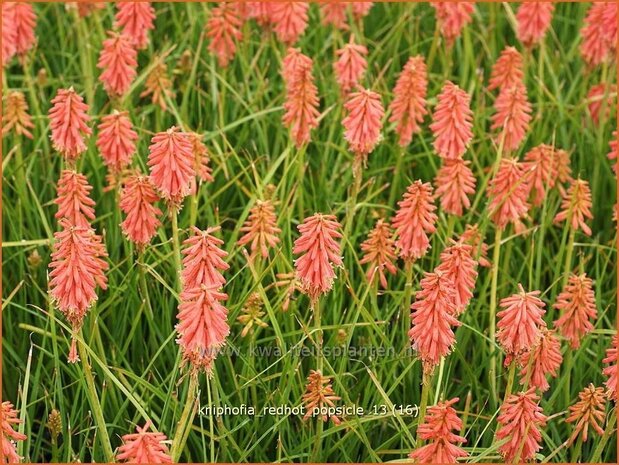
(171, 206, 182, 292)
(311, 298, 324, 462)
(488, 228, 503, 408)
(417, 372, 431, 444)
(344, 162, 363, 237)
(77, 334, 114, 462)
(171, 373, 198, 461)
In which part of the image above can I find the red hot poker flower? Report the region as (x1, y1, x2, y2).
(8, 2, 37, 57)
(554, 273, 597, 349)
(516, 2, 555, 47)
(554, 178, 593, 236)
(302, 370, 342, 425)
(1, 4, 17, 66)
(587, 83, 617, 126)
(293, 213, 343, 303)
(181, 226, 229, 294)
(96, 110, 138, 173)
(523, 144, 563, 206)
(409, 271, 460, 373)
(333, 35, 368, 94)
(351, 2, 373, 19)
(237, 200, 282, 259)
(320, 2, 348, 30)
(48, 87, 92, 160)
(566, 384, 607, 444)
(116, 420, 172, 463)
(342, 87, 384, 163)
(282, 47, 310, 88)
(206, 2, 243, 68)
(434, 158, 476, 217)
(392, 180, 437, 261)
(409, 397, 467, 463)
(491, 83, 532, 152)
(389, 55, 428, 147)
(487, 157, 530, 231)
(115, 2, 156, 50)
(147, 127, 196, 204)
(97, 31, 138, 97)
(1, 401, 27, 464)
(430, 81, 473, 160)
(431, 2, 475, 46)
(435, 240, 478, 315)
(518, 328, 563, 392)
(460, 223, 490, 268)
(602, 334, 617, 402)
(581, 2, 614, 67)
(270, 2, 309, 44)
(488, 46, 525, 92)
(359, 218, 397, 289)
(496, 284, 546, 357)
(55, 169, 96, 228)
(2, 90, 34, 139)
(119, 174, 162, 246)
(496, 388, 547, 462)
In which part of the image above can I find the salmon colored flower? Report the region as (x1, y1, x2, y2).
(120, 174, 162, 246)
(518, 328, 562, 392)
(320, 2, 348, 29)
(97, 31, 138, 97)
(206, 2, 243, 68)
(115, 2, 156, 50)
(176, 284, 230, 372)
(602, 334, 617, 402)
(393, 181, 437, 261)
(238, 200, 281, 259)
(496, 388, 546, 462)
(566, 384, 607, 444)
(116, 420, 172, 463)
(409, 398, 467, 464)
(351, 2, 373, 19)
(342, 87, 384, 163)
(601, 2, 618, 47)
(487, 157, 530, 230)
(48, 87, 92, 160)
(554, 178, 593, 236)
(609, 130, 618, 173)
(55, 170, 96, 228)
(293, 213, 343, 303)
(554, 273, 597, 349)
(587, 83, 617, 125)
(1, 401, 27, 464)
(2, 4, 17, 66)
(488, 46, 524, 92)
(516, 2, 554, 47)
(302, 370, 342, 425)
(523, 144, 564, 206)
(247, 2, 273, 27)
(181, 226, 229, 293)
(491, 84, 532, 152)
(409, 271, 460, 372)
(581, 2, 615, 66)
(2, 91, 34, 139)
(7, 2, 37, 57)
(96, 110, 138, 173)
(496, 284, 546, 356)
(430, 81, 473, 160)
(70, 2, 105, 18)
(334, 35, 367, 94)
(188, 132, 214, 183)
(270, 2, 308, 44)
(147, 127, 195, 204)
(282, 50, 320, 147)
(359, 218, 397, 289)
(434, 158, 476, 216)
(460, 223, 490, 268)
(435, 240, 478, 314)
(282, 47, 309, 87)
(389, 55, 428, 147)
(140, 57, 173, 111)
(431, 2, 475, 45)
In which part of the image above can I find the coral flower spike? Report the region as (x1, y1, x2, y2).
(120, 174, 162, 246)
(333, 35, 368, 94)
(359, 218, 397, 289)
(389, 55, 428, 147)
(409, 398, 468, 463)
(2, 3, 17, 67)
(431, 2, 475, 46)
(566, 384, 607, 444)
(181, 226, 230, 293)
(554, 273, 597, 349)
(116, 420, 172, 463)
(430, 81, 473, 160)
(518, 328, 562, 392)
(602, 334, 617, 402)
(320, 2, 348, 30)
(342, 87, 385, 166)
(392, 180, 437, 261)
(1, 401, 27, 464)
(409, 271, 460, 373)
(434, 158, 476, 217)
(496, 284, 546, 357)
(554, 178, 593, 236)
(581, 3, 614, 67)
(491, 83, 532, 152)
(54, 169, 96, 228)
(302, 370, 342, 424)
(487, 157, 530, 231)
(9, 2, 37, 58)
(238, 200, 282, 259)
(523, 144, 562, 206)
(2, 91, 34, 139)
(293, 213, 343, 304)
(48, 87, 92, 161)
(96, 110, 138, 173)
(516, 2, 555, 47)
(270, 2, 309, 44)
(147, 127, 196, 205)
(435, 240, 478, 315)
(115, 2, 156, 50)
(97, 31, 138, 97)
(496, 388, 547, 462)
(488, 46, 525, 93)
(206, 2, 243, 68)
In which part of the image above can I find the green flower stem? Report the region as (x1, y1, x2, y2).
(488, 228, 503, 408)
(171, 372, 198, 461)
